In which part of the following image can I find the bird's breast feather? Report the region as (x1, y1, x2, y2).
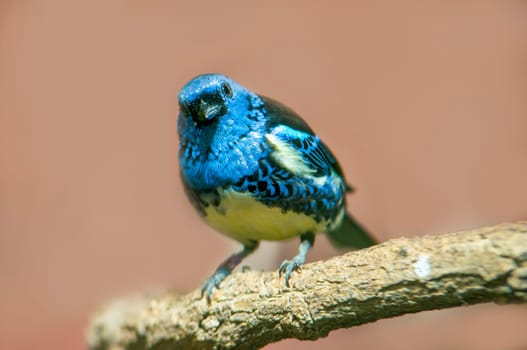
(204, 188, 328, 242)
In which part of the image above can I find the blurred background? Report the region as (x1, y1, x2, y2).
(1, 1, 527, 349)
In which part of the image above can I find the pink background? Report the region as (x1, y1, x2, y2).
(1, 1, 526, 349)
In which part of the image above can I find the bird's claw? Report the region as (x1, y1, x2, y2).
(201, 266, 230, 302)
(279, 257, 304, 287)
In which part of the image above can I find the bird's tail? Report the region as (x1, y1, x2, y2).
(327, 212, 377, 249)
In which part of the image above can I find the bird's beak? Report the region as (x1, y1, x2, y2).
(197, 100, 223, 122)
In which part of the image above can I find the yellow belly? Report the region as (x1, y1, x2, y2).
(203, 189, 327, 243)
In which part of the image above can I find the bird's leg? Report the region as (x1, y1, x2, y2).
(201, 240, 259, 301)
(279, 232, 315, 287)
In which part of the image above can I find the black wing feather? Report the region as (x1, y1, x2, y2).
(261, 96, 352, 191)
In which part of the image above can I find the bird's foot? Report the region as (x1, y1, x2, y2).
(279, 233, 314, 287)
(279, 255, 306, 287)
(201, 241, 259, 303)
(201, 266, 230, 302)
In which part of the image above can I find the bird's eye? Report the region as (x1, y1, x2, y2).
(221, 82, 233, 98)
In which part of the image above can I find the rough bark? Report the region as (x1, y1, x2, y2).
(87, 222, 527, 350)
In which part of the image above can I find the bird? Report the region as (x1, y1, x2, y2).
(177, 73, 376, 300)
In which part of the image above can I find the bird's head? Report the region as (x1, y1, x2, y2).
(178, 74, 246, 126)
(177, 74, 268, 188)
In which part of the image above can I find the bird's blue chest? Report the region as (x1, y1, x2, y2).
(179, 131, 268, 191)
(178, 91, 270, 191)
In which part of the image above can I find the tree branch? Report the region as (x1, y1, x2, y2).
(87, 222, 527, 350)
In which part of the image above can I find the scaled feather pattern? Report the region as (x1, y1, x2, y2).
(177, 73, 376, 298)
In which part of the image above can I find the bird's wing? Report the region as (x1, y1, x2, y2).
(262, 96, 352, 191)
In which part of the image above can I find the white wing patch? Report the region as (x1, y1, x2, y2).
(265, 133, 314, 176)
(265, 125, 315, 176)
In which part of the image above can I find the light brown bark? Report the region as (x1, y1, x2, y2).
(87, 222, 527, 350)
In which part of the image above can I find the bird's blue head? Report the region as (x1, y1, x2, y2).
(177, 74, 268, 189)
(178, 74, 248, 126)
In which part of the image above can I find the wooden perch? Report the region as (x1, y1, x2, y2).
(87, 222, 527, 350)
